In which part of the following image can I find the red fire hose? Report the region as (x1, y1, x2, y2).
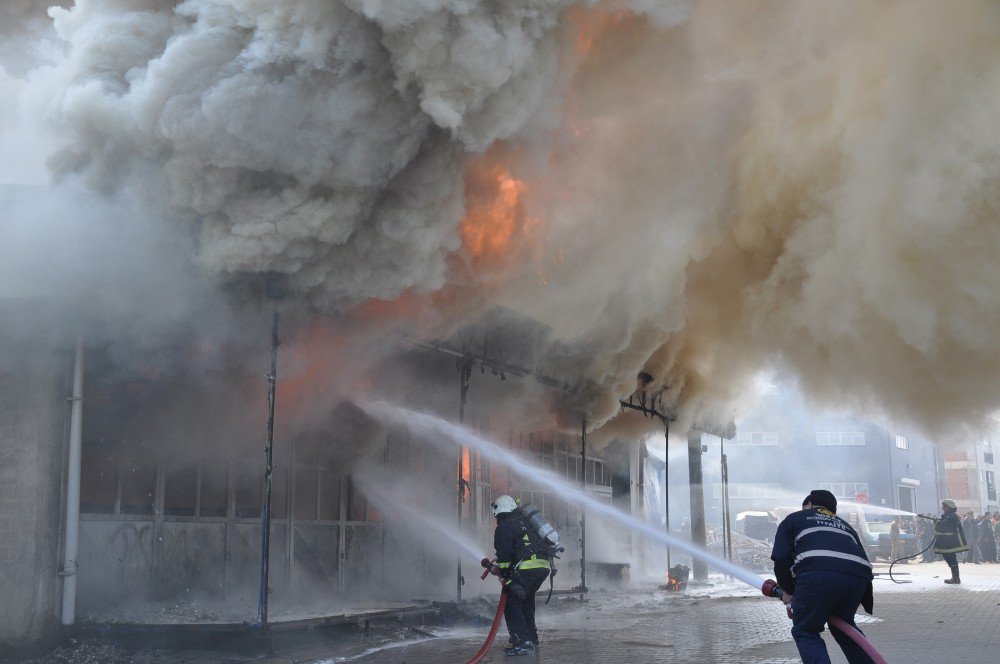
(827, 615, 888, 664)
(762, 580, 888, 664)
(465, 558, 508, 664)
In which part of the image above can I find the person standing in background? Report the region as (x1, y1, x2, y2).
(993, 514, 1000, 560)
(978, 514, 997, 563)
(962, 512, 981, 564)
(890, 517, 903, 561)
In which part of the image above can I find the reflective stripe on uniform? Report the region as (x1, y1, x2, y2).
(794, 526, 856, 543)
(794, 549, 872, 568)
(517, 557, 551, 570)
(497, 562, 512, 569)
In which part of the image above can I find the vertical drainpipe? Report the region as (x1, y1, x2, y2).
(579, 417, 587, 601)
(886, 430, 895, 509)
(61, 331, 84, 625)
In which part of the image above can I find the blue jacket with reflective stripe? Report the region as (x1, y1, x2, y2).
(770, 507, 873, 594)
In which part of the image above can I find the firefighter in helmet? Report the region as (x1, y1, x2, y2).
(491, 495, 551, 656)
(934, 499, 969, 584)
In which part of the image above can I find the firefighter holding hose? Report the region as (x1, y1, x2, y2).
(933, 499, 969, 584)
(770, 489, 875, 664)
(491, 495, 552, 657)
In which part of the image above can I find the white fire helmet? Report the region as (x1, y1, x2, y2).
(491, 495, 518, 517)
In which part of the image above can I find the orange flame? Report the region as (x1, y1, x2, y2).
(460, 151, 531, 268)
(567, 3, 636, 58)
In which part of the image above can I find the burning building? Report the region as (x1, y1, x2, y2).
(0, 283, 655, 646)
(3, 0, 1000, 653)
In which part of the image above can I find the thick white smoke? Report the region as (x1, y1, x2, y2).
(3, 0, 998, 437)
(31, 0, 685, 305)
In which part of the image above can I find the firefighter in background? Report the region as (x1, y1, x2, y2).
(491, 495, 551, 657)
(934, 499, 969, 584)
(771, 489, 874, 664)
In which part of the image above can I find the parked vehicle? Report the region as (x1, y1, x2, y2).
(755, 504, 921, 561)
(771, 504, 884, 561)
(867, 521, 921, 560)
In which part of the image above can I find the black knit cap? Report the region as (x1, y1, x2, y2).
(805, 489, 837, 512)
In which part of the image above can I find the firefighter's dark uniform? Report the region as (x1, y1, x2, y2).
(933, 506, 968, 582)
(494, 512, 550, 647)
(771, 506, 875, 664)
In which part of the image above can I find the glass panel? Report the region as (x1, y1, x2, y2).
(348, 478, 367, 521)
(293, 468, 318, 521)
(164, 464, 197, 517)
(120, 460, 155, 515)
(199, 464, 228, 517)
(270, 464, 288, 520)
(318, 470, 340, 521)
(234, 464, 262, 519)
(81, 440, 117, 514)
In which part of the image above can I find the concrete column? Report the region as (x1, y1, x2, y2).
(0, 303, 67, 647)
(687, 429, 708, 581)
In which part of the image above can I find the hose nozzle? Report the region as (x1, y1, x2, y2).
(761, 579, 784, 598)
(480, 558, 500, 580)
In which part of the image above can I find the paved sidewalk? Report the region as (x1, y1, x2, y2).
(329, 560, 1000, 663)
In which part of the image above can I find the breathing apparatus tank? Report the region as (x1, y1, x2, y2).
(518, 503, 564, 553)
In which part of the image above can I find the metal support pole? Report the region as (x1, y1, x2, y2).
(664, 420, 670, 572)
(721, 436, 733, 568)
(580, 417, 587, 601)
(456, 360, 472, 603)
(257, 308, 279, 626)
(61, 332, 84, 625)
(687, 429, 708, 581)
(887, 433, 896, 509)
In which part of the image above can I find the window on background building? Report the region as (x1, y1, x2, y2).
(987, 471, 997, 502)
(736, 431, 778, 446)
(819, 482, 869, 501)
(895, 435, 908, 450)
(816, 432, 866, 446)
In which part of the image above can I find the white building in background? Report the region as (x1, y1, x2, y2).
(943, 418, 1000, 515)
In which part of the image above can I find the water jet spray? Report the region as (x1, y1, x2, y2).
(369, 402, 891, 662)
